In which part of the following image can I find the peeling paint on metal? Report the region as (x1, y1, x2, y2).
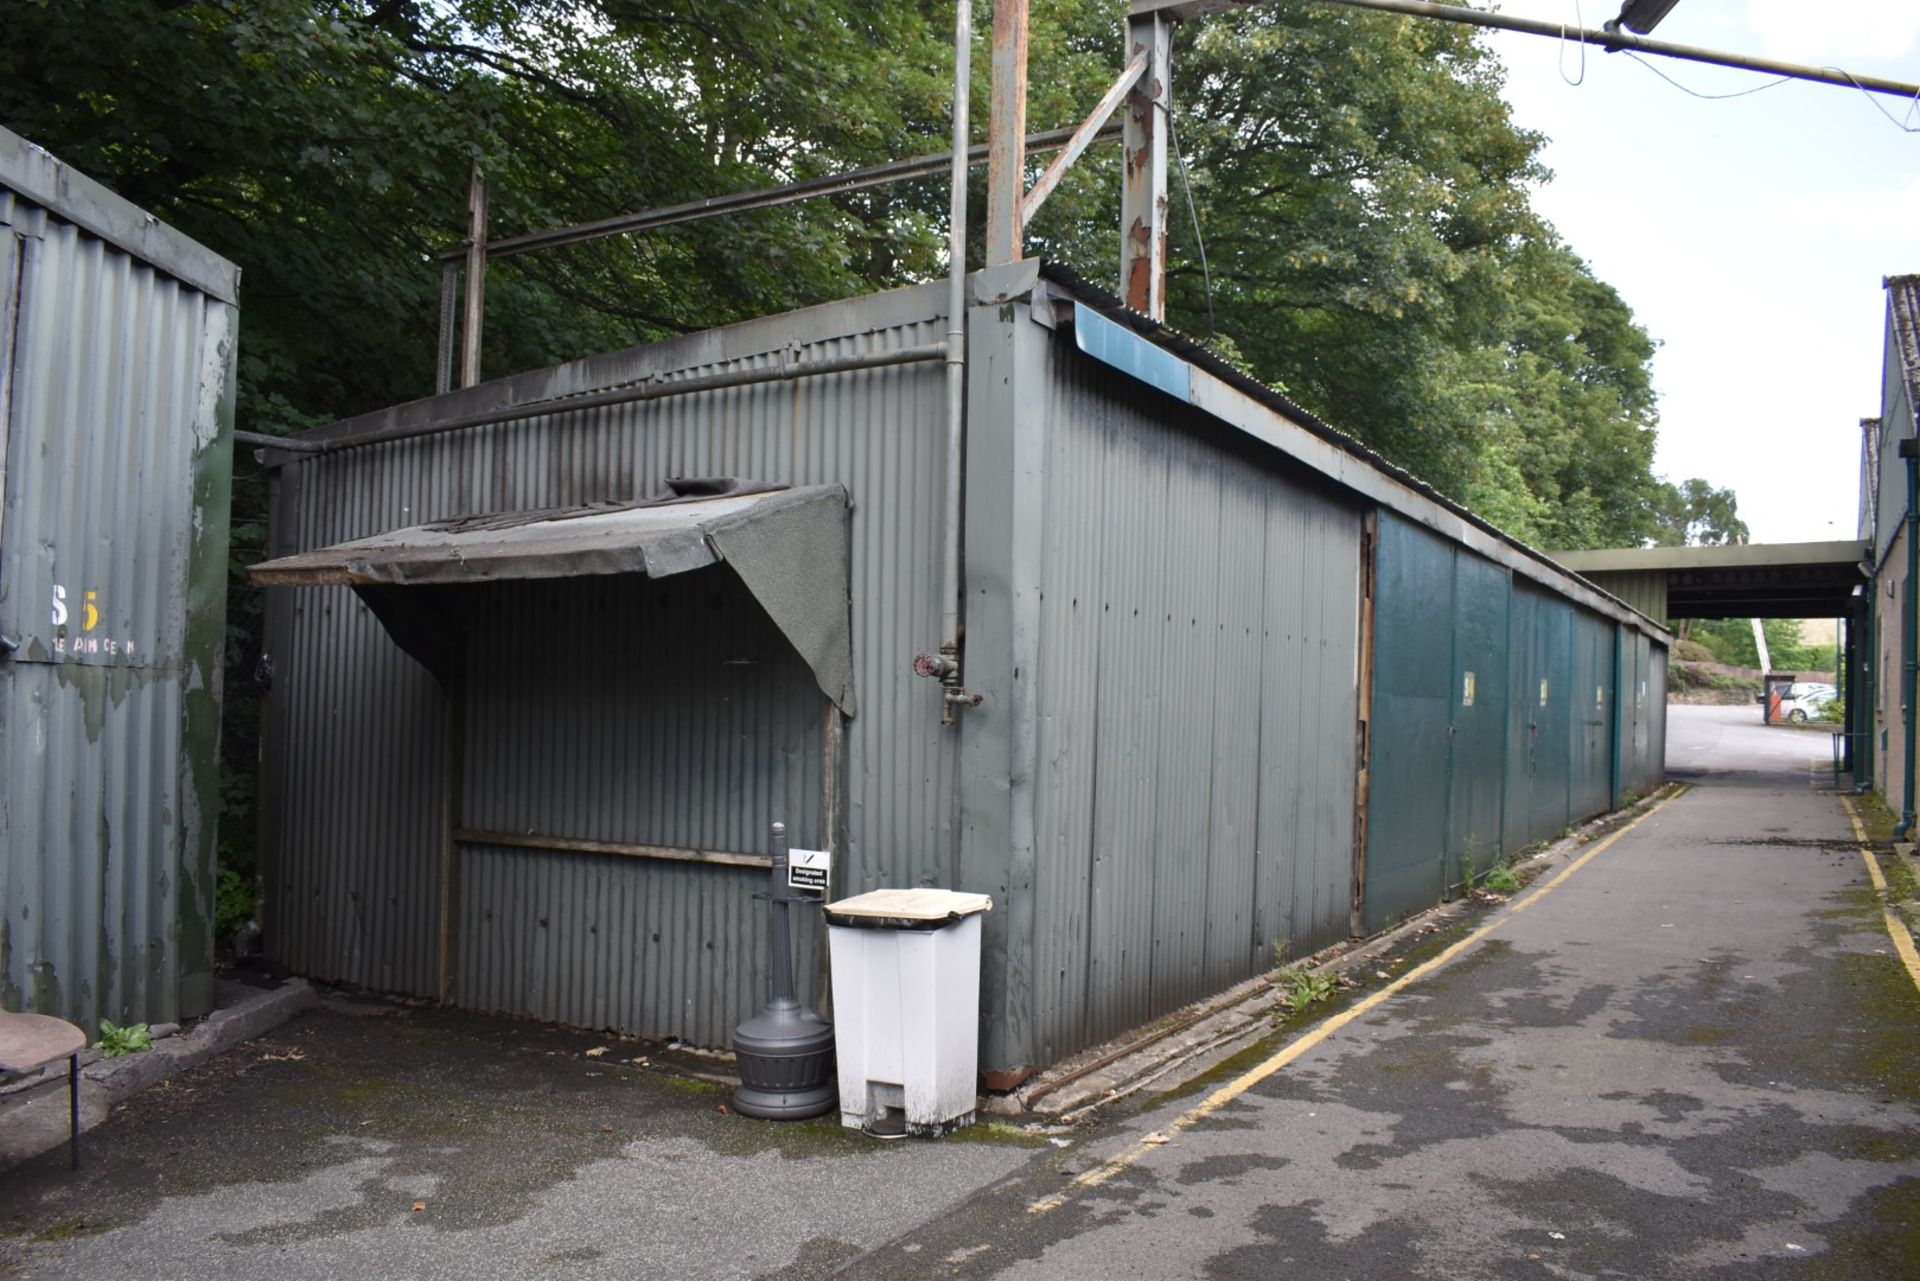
(0, 136, 235, 1034)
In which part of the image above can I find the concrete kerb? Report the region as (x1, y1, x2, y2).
(1001, 785, 1686, 1122)
(0, 979, 318, 1173)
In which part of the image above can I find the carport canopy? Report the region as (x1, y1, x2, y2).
(250, 480, 856, 715)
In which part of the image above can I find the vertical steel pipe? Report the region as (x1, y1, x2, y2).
(1897, 440, 1917, 835)
(939, 0, 973, 723)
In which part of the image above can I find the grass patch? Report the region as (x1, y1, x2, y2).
(942, 1120, 1048, 1149)
(1482, 865, 1521, 895)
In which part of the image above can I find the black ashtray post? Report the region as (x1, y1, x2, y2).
(732, 821, 836, 1119)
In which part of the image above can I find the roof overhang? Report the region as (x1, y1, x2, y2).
(250, 483, 857, 715)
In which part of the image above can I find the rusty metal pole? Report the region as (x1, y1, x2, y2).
(435, 259, 458, 395)
(459, 160, 488, 389)
(985, 0, 1029, 266)
(1119, 11, 1171, 319)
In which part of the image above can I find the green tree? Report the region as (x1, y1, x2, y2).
(1652, 477, 1749, 547)
(1031, 4, 1669, 549)
(1689, 618, 1830, 672)
(0, 0, 1686, 932)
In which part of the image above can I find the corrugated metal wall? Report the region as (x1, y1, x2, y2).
(1876, 308, 1912, 565)
(1447, 552, 1512, 887)
(1365, 517, 1663, 932)
(0, 171, 235, 1031)
(1364, 513, 1457, 931)
(456, 572, 824, 1045)
(1020, 337, 1362, 1064)
(261, 276, 1669, 1068)
(1646, 644, 1669, 791)
(262, 287, 952, 1044)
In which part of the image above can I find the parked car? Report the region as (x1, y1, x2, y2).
(1778, 682, 1837, 722)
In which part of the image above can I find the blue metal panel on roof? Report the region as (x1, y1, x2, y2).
(1071, 301, 1191, 404)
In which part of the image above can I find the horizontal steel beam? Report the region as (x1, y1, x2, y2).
(1129, 0, 1920, 99)
(454, 828, 771, 870)
(441, 123, 1123, 264)
(235, 429, 326, 454)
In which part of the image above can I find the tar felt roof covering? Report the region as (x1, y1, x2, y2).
(250, 481, 856, 714)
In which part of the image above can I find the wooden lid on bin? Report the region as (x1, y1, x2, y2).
(824, 888, 992, 929)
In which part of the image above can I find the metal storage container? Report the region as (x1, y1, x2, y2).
(0, 127, 238, 1032)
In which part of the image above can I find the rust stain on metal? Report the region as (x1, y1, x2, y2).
(981, 1064, 1033, 1092)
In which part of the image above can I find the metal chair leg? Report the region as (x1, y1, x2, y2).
(68, 1052, 79, 1169)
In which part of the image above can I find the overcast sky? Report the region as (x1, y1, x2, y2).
(1487, 0, 1918, 544)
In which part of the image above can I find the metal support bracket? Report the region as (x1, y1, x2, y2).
(1022, 50, 1149, 229)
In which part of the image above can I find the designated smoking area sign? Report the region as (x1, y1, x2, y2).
(787, 847, 830, 893)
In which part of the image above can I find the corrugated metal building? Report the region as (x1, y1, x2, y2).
(252, 260, 1664, 1076)
(1863, 276, 1920, 809)
(0, 127, 239, 1033)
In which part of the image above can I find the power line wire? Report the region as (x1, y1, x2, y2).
(1622, 50, 1792, 100)
(1558, 0, 1586, 88)
(1159, 96, 1216, 337)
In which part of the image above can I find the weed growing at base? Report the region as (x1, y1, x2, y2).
(97, 1020, 151, 1058)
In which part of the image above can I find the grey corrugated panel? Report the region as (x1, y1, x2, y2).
(461, 572, 823, 858)
(0, 171, 234, 1033)
(262, 305, 950, 1044)
(1084, 403, 1167, 1042)
(1147, 431, 1221, 1014)
(1201, 466, 1266, 984)
(1038, 266, 1663, 643)
(1026, 337, 1359, 1061)
(457, 844, 819, 1048)
(1582, 569, 1666, 622)
(0, 126, 240, 305)
(1028, 328, 1105, 1063)
(1876, 290, 1916, 566)
(1274, 486, 1360, 954)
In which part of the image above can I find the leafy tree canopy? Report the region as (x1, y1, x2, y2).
(1651, 477, 1749, 547)
(1, 0, 1702, 549)
(1, 0, 1721, 926)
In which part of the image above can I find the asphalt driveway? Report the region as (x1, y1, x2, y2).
(6, 704, 1916, 1279)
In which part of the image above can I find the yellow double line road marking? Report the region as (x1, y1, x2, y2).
(1027, 789, 1682, 1217)
(1839, 795, 1920, 996)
